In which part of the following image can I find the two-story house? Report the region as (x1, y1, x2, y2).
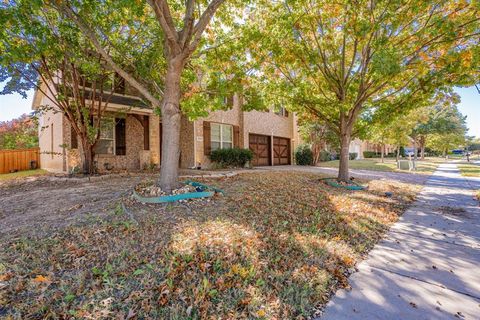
(33, 82, 301, 173)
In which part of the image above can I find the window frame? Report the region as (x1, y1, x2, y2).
(210, 123, 233, 151)
(274, 106, 289, 117)
(95, 117, 116, 155)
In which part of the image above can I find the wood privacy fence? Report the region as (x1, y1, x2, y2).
(0, 148, 40, 174)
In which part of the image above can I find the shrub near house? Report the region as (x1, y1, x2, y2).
(295, 145, 314, 165)
(209, 148, 253, 168)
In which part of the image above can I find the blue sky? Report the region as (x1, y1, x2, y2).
(0, 84, 478, 137)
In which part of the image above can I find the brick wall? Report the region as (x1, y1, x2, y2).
(66, 114, 145, 173)
(180, 115, 195, 168)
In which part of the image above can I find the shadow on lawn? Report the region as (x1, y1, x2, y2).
(0, 172, 417, 319)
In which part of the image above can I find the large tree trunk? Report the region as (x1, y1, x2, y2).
(412, 137, 418, 170)
(159, 59, 183, 192)
(337, 119, 352, 182)
(80, 139, 95, 175)
(412, 138, 417, 161)
(419, 136, 426, 160)
(312, 143, 321, 165)
(396, 145, 400, 162)
(381, 143, 385, 163)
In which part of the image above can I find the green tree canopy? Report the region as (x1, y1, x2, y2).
(0, 114, 38, 150)
(248, 0, 480, 180)
(0, 0, 126, 173)
(53, 0, 253, 190)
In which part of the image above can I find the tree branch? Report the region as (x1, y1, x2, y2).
(189, 0, 226, 53)
(59, 4, 162, 107)
(179, 0, 196, 49)
(147, 0, 180, 53)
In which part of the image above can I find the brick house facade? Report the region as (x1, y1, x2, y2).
(33, 88, 301, 173)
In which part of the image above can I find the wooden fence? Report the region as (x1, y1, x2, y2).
(0, 148, 40, 174)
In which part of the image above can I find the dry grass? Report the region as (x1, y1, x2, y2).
(458, 164, 480, 177)
(0, 171, 421, 319)
(0, 169, 48, 181)
(319, 158, 439, 174)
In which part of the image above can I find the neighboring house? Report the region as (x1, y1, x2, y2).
(348, 139, 364, 159)
(32, 84, 300, 173)
(349, 139, 396, 159)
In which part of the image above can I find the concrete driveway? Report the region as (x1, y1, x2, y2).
(318, 163, 480, 320)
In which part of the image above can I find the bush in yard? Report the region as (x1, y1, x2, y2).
(363, 151, 377, 158)
(319, 150, 331, 162)
(349, 152, 358, 160)
(295, 145, 314, 165)
(210, 148, 253, 168)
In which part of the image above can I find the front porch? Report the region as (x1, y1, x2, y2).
(66, 112, 162, 173)
(66, 111, 196, 173)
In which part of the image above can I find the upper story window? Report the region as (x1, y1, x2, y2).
(113, 73, 126, 95)
(222, 95, 234, 107)
(274, 106, 289, 117)
(79, 72, 126, 95)
(211, 123, 233, 151)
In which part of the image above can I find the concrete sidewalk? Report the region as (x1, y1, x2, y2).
(319, 163, 480, 320)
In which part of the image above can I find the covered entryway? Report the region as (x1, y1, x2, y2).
(249, 134, 271, 166)
(273, 136, 291, 165)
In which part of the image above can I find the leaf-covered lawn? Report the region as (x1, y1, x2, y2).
(458, 163, 480, 177)
(0, 172, 420, 319)
(0, 169, 48, 181)
(319, 158, 439, 174)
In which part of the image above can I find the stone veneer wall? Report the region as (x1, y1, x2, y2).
(60, 104, 299, 171)
(66, 114, 145, 173)
(149, 115, 161, 166)
(180, 115, 195, 168)
(96, 114, 144, 172)
(63, 116, 82, 172)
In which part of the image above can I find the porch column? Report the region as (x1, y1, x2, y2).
(149, 114, 161, 166)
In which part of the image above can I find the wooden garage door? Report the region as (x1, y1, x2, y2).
(273, 137, 290, 165)
(249, 134, 271, 166)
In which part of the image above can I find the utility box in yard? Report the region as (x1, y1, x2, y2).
(398, 160, 413, 171)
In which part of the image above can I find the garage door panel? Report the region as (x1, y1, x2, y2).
(249, 134, 271, 166)
(273, 137, 290, 165)
(250, 134, 290, 166)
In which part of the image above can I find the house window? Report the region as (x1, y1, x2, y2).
(211, 123, 233, 151)
(222, 95, 234, 107)
(274, 106, 289, 117)
(113, 73, 126, 94)
(95, 118, 115, 154)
